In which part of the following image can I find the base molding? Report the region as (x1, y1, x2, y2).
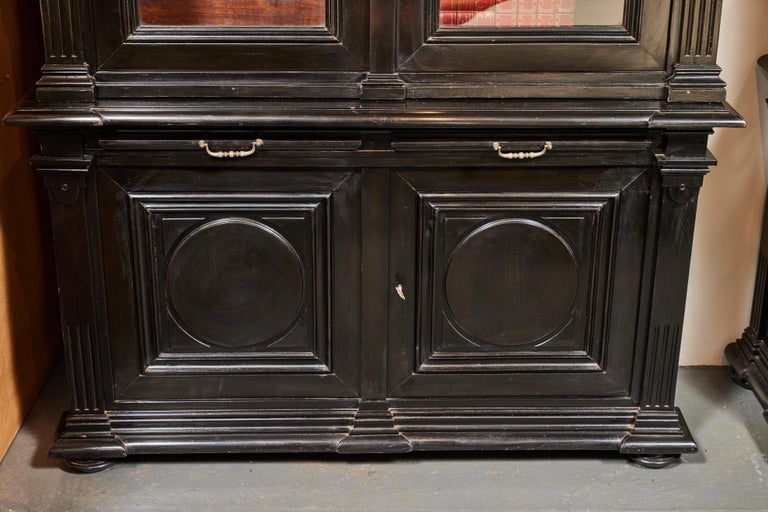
(619, 409, 697, 455)
(35, 64, 95, 103)
(667, 65, 727, 103)
(49, 402, 697, 466)
(337, 400, 412, 454)
(49, 413, 127, 460)
(725, 328, 768, 422)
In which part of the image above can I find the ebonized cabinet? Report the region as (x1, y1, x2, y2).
(4, 0, 743, 470)
(725, 54, 768, 422)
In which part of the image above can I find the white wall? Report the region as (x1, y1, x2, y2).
(680, 0, 768, 365)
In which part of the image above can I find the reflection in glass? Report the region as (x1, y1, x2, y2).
(439, 0, 625, 28)
(138, 0, 326, 27)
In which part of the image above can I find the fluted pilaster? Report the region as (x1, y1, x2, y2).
(36, 0, 94, 102)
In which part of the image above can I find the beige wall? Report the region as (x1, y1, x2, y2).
(573, 0, 625, 25)
(681, 0, 768, 365)
(0, 1, 59, 461)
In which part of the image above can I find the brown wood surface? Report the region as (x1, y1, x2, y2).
(138, 0, 326, 26)
(0, 0, 59, 461)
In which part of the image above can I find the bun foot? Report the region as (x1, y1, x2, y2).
(64, 458, 116, 473)
(629, 454, 681, 469)
(727, 365, 752, 390)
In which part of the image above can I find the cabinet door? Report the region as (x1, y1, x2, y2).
(97, 167, 361, 401)
(388, 168, 650, 399)
(397, 0, 671, 90)
(89, 0, 368, 98)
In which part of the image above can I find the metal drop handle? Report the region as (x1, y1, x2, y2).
(492, 141, 553, 160)
(198, 139, 264, 159)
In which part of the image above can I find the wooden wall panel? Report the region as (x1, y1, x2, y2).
(0, 0, 59, 461)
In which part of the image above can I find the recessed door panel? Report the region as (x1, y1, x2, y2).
(427, 202, 602, 365)
(164, 218, 305, 350)
(136, 199, 325, 368)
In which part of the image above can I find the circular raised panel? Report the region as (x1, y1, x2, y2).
(444, 218, 578, 347)
(166, 218, 304, 349)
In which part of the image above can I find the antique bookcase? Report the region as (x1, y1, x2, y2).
(5, 0, 743, 471)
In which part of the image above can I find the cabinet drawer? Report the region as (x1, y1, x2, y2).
(96, 135, 364, 168)
(391, 135, 654, 167)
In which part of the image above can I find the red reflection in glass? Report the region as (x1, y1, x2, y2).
(439, 0, 576, 28)
(138, 0, 326, 27)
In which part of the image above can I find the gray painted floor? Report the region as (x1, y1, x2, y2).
(1, 365, 767, 512)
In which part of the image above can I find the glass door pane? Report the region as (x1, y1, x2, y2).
(439, 0, 625, 28)
(138, 0, 326, 27)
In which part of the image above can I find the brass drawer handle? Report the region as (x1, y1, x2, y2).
(492, 141, 553, 160)
(198, 139, 264, 158)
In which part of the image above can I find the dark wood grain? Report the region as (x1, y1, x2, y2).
(138, 0, 326, 26)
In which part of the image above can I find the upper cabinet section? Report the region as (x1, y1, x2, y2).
(31, 0, 727, 103)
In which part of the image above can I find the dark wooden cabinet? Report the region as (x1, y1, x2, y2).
(4, 0, 743, 470)
(725, 54, 768, 422)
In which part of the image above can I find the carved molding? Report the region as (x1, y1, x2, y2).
(360, 73, 406, 101)
(639, 145, 711, 407)
(32, 153, 105, 413)
(33, 155, 92, 203)
(678, 0, 721, 65)
(38, 0, 94, 102)
(667, 65, 726, 103)
(63, 326, 101, 412)
(725, 329, 768, 421)
(128, 194, 333, 374)
(40, 0, 86, 63)
(751, 251, 768, 331)
(643, 324, 683, 408)
(48, 413, 127, 459)
(655, 151, 715, 203)
(668, 0, 725, 102)
(337, 401, 412, 454)
(36, 64, 95, 103)
(620, 408, 697, 455)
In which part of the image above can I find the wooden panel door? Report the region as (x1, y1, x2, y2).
(388, 167, 651, 400)
(96, 166, 361, 401)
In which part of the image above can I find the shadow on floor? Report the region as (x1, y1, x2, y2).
(682, 365, 768, 461)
